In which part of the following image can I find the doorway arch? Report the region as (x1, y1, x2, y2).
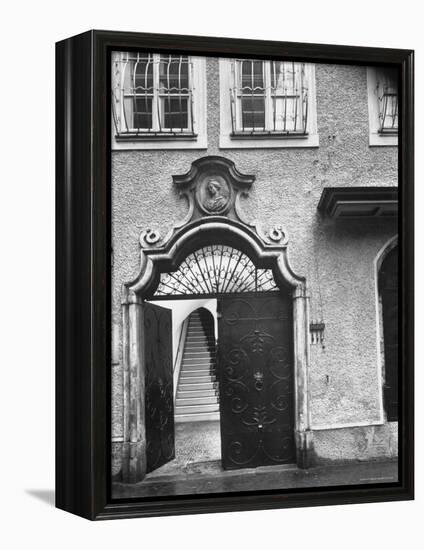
(376, 237, 398, 422)
(120, 156, 313, 482)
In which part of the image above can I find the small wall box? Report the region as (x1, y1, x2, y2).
(56, 29, 414, 520)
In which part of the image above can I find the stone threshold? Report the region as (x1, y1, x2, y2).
(111, 459, 398, 499)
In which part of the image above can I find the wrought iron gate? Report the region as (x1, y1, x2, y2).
(144, 302, 175, 473)
(218, 293, 295, 469)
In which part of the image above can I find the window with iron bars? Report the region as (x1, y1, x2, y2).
(230, 60, 308, 136)
(376, 68, 398, 134)
(112, 53, 196, 137)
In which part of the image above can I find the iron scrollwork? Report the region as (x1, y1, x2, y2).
(144, 304, 175, 473)
(154, 245, 279, 297)
(219, 294, 295, 469)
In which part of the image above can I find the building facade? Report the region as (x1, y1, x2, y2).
(110, 54, 398, 483)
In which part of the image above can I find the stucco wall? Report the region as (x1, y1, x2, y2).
(111, 58, 397, 458)
(313, 422, 398, 463)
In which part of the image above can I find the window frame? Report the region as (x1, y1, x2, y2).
(367, 66, 398, 147)
(112, 52, 207, 150)
(220, 58, 318, 149)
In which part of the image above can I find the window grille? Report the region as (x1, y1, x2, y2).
(112, 53, 195, 137)
(230, 60, 308, 136)
(153, 245, 279, 297)
(376, 68, 398, 134)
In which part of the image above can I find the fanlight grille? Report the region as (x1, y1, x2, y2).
(154, 245, 279, 296)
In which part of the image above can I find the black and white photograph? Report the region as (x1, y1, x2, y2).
(109, 51, 401, 499)
(2, 0, 422, 542)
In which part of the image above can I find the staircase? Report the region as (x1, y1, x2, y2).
(175, 309, 219, 422)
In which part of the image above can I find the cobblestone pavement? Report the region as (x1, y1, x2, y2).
(149, 420, 221, 475)
(112, 421, 398, 499)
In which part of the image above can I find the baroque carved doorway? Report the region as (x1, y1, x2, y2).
(121, 156, 313, 483)
(143, 244, 295, 475)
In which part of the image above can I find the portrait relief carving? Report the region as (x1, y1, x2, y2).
(196, 174, 231, 214)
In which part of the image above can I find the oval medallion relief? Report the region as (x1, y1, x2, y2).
(196, 174, 232, 215)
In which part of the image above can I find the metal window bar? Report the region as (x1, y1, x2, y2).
(377, 68, 398, 134)
(271, 61, 306, 134)
(153, 246, 279, 297)
(113, 53, 195, 137)
(133, 53, 153, 135)
(230, 60, 308, 136)
(159, 55, 192, 133)
(121, 53, 131, 132)
(378, 85, 398, 133)
(379, 90, 398, 132)
(117, 52, 155, 134)
(242, 60, 265, 132)
(112, 60, 121, 135)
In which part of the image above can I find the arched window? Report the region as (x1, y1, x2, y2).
(378, 244, 398, 421)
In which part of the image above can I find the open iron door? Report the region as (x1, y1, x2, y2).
(218, 293, 295, 470)
(144, 302, 175, 473)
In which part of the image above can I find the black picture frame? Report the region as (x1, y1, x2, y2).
(56, 29, 414, 520)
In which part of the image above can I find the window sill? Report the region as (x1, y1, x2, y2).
(112, 133, 207, 151)
(369, 132, 398, 147)
(230, 131, 308, 139)
(115, 132, 197, 141)
(219, 132, 319, 149)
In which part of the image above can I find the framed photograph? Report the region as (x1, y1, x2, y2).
(56, 30, 414, 520)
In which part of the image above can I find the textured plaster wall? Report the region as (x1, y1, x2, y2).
(111, 58, 397, 460)
(313, 422, 398, 463)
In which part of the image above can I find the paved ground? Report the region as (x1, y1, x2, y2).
(112, 421, 398, 499)
(113, 459, 398, 499)
(152, 421, 221, 475)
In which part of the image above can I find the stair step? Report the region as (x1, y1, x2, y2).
(183, 357, 213, 362)
(179, 375, 215, 384)
(181, 371, 213, 377)
(182, 360, 213, 367)
(181, 363, 215, 371)
(183, 353, 215, 358)
(182, 368, 215, 374)
(185, 352, 214, 356)
(175, 411, 220, 423)
(184, 349, 214, 354)
(175, 309, 219, 418)
(181, 357, 216, 370)
(176, 396, 218, 406)
(180, 366, 214, 373)
(185, 341, 214, 347)
(185, 342, 213, 347)
(183, 354, 215, 359)
(180, 369, 212, 380)
(184, 352, 216, 357)
(175, 403, 220, 414)
(179, 382, 217, 391)
(184, 349, 213, 354)
(183, 358, 215, 364)
(177, 389, 217, 398)
(182, 362, 214, 369)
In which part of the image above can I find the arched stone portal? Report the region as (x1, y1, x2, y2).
(376, 237, 398, 422)
(120, 156, 313, 482)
